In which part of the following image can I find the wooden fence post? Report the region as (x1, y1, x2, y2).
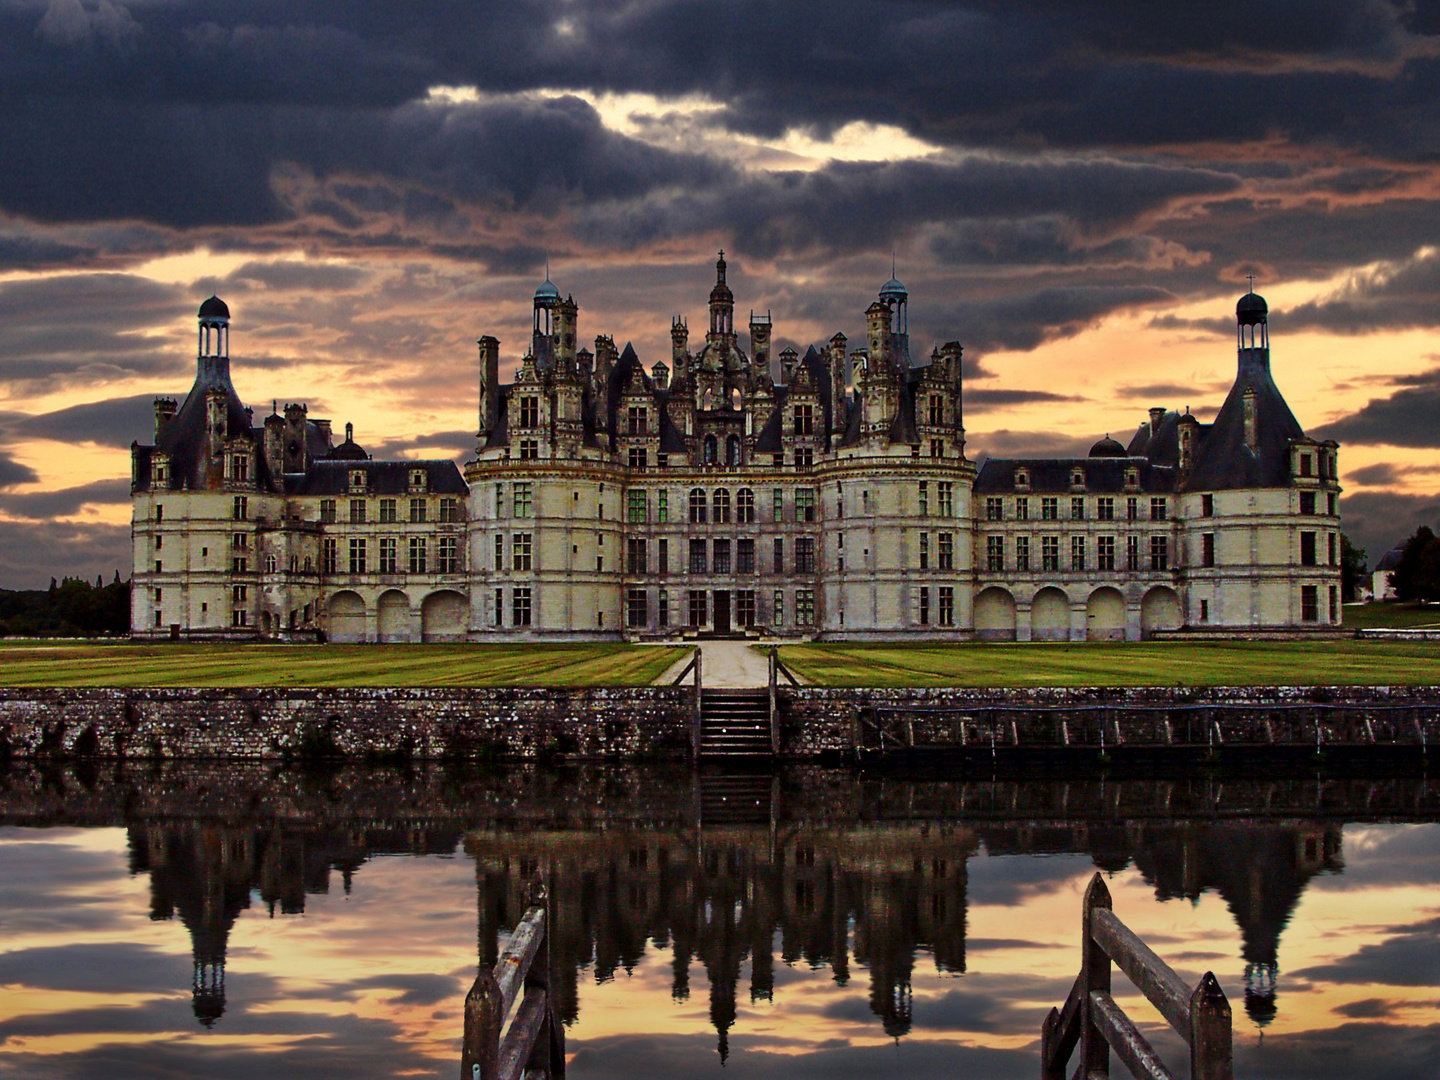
(461, 967, 502, 1080)
(1190, 971, 1232, 1080)
(1080, 873, 1113, 1078)
(768, 647, 780, 755)
(691, 648, 703, 760)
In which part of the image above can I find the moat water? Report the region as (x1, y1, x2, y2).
(0, 762, 1436, 1079)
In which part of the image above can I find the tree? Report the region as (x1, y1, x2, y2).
(1340, 535, 1367, 602)
(1391, 526, 1440, 603)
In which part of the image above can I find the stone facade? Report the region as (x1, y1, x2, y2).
(130, 260, 1341, 641)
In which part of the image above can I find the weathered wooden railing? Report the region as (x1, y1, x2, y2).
(669, 648, 704, 758)
(1042, 873, 1230, 1080)
(767, 648, 801, 756)
(462, 877, 564, 1080)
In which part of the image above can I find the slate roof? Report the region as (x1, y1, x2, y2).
(145, 356, 267, 492)
(284, 460, 467, 496)
(1183, 350, 1304, 491)
(974, 457, 1177, 494)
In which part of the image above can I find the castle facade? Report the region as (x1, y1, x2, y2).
(130, 257, 1342, 641)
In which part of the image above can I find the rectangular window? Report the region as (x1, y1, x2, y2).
(1015, 496, 1029, 521)
(628, 489, 648, 523)
(1328, 493, 1337, 515)
(938, 532, 954, 571)
(918, 586, 930, 625)
(230, 556, 247, 574)
(657, 538, 668, 576)
(1301, 584, 1318, 622)
(795, 588, 815, 625)
(1300, 491, 1317, 514)
(232, 532, 249, 549)
(1300, 453, 1313, 477)
(1071, 535, 1085, 571)
(1015, 535, 1030, 572)
(438, 536, 459, 573)
(512, 482, 532, 517)
(627, 406, 649, 436)
(628, 446, 648, 470)
(1329, 532, 1337, 566)
(410, 498, 427, 523)
(379, 537, 398, 573)
(232, 584, 247, 603)
(233, 496, 248, 520)
(773, 537, 784, 573)
(736, 590, 756, 627)
(409, 536, 427, 574)
(1042, 496, 1058, 521)
(1150, 535, 1169, 571)
(513, 587, 532, 626)
(689, 590, 707, 627)
(495, 484, 506, 519)
(793, 403, 814, 435)
(657, 489, 669, 523)
(938, 586, 954, 627)
(627, 588, 648, 629)
(320, 499, 336, 523)
(1072, 496, 1085, 520)
(658, 589, 669, 627)
(232, 454, 249, 481)
(796, 488, 816, 522)
(938, 482, 954, 517)
(1127, 535, 1140, 571)
(1127, 497, 1139, 521)
(1097, 535, 1116, 571)
(627, 538, 647, 575)
(322, 538, 337, 574)
(795, 537, 816, 574)
(348, 538, 366, 574)
(379, 498, 397, 523)
(1042, 536, 1060, 572)
(691, 489, 708, 524)
(494, 534, 503, 572)
(519, 439, 539, 460)
(1201, 494, 1214, 517)
(773, 589, 784, 625)
(1200, 599, 1209, 622)
(737, 538, 755, 573)
(1301, 532, 1317, 566)
(440, 497, 460, 523)
(986, 535, 1004, 572)
(689, 539, 707, 574)
(1202, 533, 1215, 567)
(713, 539, 732, 574)
(513, 532, 532, 571)
(1097, 497, 1114, 521)
(1150, 497, 1167, 521)
(155, 504, 163, 523)
(986, 496, 1003, 521)
(231, 609, 248, 627)
(918, 481, 929, 516)
(493, 588, 503, 627)
(794, 447, 814, 469)
(519, 396, 539, 427)
(736, 488, 755, 523)
(929, 394, 944, 426)
(349, 499, 366, 524)
(919, 533, 930, 570)
(1329, 585, 1339, 623)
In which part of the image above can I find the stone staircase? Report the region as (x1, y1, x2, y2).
(699, 689, 773, 758)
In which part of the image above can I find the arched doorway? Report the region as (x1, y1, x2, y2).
(1030, 586, 1071, 642)
(327, 590, 365, 643)
(1141, 586, 1183, 637)
(377, 589, 411, 643)
(974, 587, 1017, 641)
(1086, 587, 1126, 641)
(421, 590, 469, 642)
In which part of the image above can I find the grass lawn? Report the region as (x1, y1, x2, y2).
(777, 640, 1440, 688)
(0, 641, 685, 688)
(1339, 602, 1440, 630)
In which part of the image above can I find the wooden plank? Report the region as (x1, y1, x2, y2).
(1089, 990, 1176, 1080)
(1080, 874, 1113, 1078)
(1189, 972, 1233, 1080)
(1090, 908, 1192, 1037)
(495, 906, 547, 1019)
(1042, 972, 1084, 1078)
(462, 968, 503, 1080)
(497, 986, 549, 1080)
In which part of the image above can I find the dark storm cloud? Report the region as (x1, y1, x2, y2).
(971, 431, 1097, 459)
(8, 393, 157, 448)
(1292, 916, 1440, 987)
(1312, 367, 1440, 447)
(0, 941, 185, 995)
(1334, 998, 1402, 1018)
(0, 449, 40, 487)
(0, 477, 130, 520)
(0, 519, 129, 589)
(939, 284, 1176, 354)
(1348, 462, 1405, 485)
(1283, 250, 1440, 334)
(967, 388, 1078, 407)
(1337, 491, 1440, 569)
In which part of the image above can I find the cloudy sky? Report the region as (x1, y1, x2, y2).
(2, 0, 1440, 587)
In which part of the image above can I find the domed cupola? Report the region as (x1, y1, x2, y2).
(879, 276, 908, 304)
(1089, 434, 1127, 458)
(197, 295, 229, 359)
(326, 422, 368, 461)
(1236, 284, 1269, 356)
(707, 251, 735, 345)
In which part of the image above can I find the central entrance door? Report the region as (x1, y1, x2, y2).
(713, 590, 731, 636)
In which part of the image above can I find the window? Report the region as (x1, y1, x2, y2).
(1328, 493, 1337, 515)
(793, 404, 813, 435)
(379, 498, 397, 523)
(519, 396, 539, 427)
(232, 532, 249, 549)
(1097, 535, 1116, 571)
(513, 482, 532, 517)
(233, 496, 248, 520)
(410, 498, 427, 523)
(689, 488, 707, 524)
(231, 609, 248, 627)
(1330, 585, 1339, 623)
(627, 589, 648, 629)
(349, 470, 366, 492)
(438, 536, 458, 573)
(689, 590, 708, 627)
(938, 482, 954, 517)
(987, 535, 1004, 572)
(1150, 535, 1168, 571)
(1329, 532, 1337, 566)
(928, 394, 944, 426)
(714, 488, 731, 523)
(938, 533, 954, 571)
(795, 537, 816, 573)
(737, 538, 755, 573)
(713, 539, 732, 573)
(493, 588, 503, 627)
(1301, 584, 1318, 622)
(231, 556, 248, 573)
(657, 453, 668, 469)
(264, 553, 276, 574)
(1097, 497, 1114, 521)
(323, 538, 337, 574)
(657, 490, 669, 523)
(1300, 491, 1316, 514)
(986, 497, 1003, 521)
(494, 534, 503, 571)
(1201, 494, 1214, 517)
(1300, 532, 1317, 566)
(232, 584, 247, 603)
(796, 488, 816, 522)
(1016, 535, 1030, 572)
(628, 490, 648, 523)
(1072, 496, 1085, 520)
(736, 590, 756, 627)
(628, 446, 648, 470)
(320, 499, 337, 523)
(627, 538, 647, 575)
(773, 537, 784, 573)
(513, 533, 532, 571)
(440, 497, 460, 522)
(920, 533, 930, 570)
(1299, 453, 1313, 477)
(1200, 599, 1209, 622)
(796, 588, 815, 625)
(1042, 497, 1058, 521)
(689, 539, 707, 574)
(380, 537, 398, 573)
(1202, 533, 1215, 567)
(658, 590, 669, 627)
(794, 447, 814, 469)
(918, 481, 929, 516)
(232, 454, 249, 481)
(1071, 535, 1085, 571)
(918, 587, 930, 625)
(155, 504, 163, 523)
(627, 406, 649, 435)
(1016, 496, 1029, 521)
(409, 536, 427, 574)
(1127, 535, 1140, 571)
(350, 499, 366, 524)
(703, 435, 717, 464)
(657, 538, 668, 576)
(1150, 497, 1167, 521)
(519, 439, 539, 460)
(154, 587, 162, 604)
(1127, 497, 1139, 521)
(938, 586, 954, 627)
(348, 538, 366, 574)
(496, 484, 506, 519)
(773, 589, 784, 624)
(1042, 536, 1060, 572)
(513, 587, 532, 626)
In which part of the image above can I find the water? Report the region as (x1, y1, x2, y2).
(0, 763, 1436, 1079)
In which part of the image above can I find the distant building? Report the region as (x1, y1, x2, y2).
(130, 258, 1343, 640)
(1372, 545, 1404, 602)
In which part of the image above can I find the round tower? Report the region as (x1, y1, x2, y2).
(198, 295, 229, 359)
(707, 251, 734, 343)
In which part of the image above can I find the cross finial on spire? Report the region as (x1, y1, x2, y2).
(1246, 272, 1255, 293)
(545, 254, 551, 283)
(892, 251, 896, 277)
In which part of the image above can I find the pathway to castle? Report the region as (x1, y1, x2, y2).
(653, 641, 777, 688)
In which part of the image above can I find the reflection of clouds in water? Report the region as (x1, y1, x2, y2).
(965, 849, 1094, 907)
(1309, 824, 1440, 891)
(1292, 916, 1440, 988)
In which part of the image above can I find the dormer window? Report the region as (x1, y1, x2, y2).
(409, 468, 427, 491)
(349, 470, 366, 492)
(1071, 469, 1084, 488)
(1299, 453, 1313, 478)
(231, 454, 249, 482)
(153, 462, 168, 484)
(1125, 468, 1139, 489)
(1014, 469, 1029, 490)
(519, 396, 540, 428)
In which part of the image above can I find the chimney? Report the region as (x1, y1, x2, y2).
(154, 397, 177, 442)
(671, 316, 689, 364)
(283, 403, 308, 472)
(314, 419, 333, 449)
(1149, 407, 1166, 435)
(263, 413, 285, 480)
(477, 336, 501, 442)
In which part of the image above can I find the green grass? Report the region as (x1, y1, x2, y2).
(1339, 602, 1440, 630)
(778, 640, 1440, 688)
(0, 642, 686, 688)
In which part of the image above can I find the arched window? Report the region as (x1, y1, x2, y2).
(726, 434, 741, 466)
(689, 488, 707, 524)
(703, 434, 718, 464)
(736, 488, 755, 523)
(713, 488, 731, 523)
(265, 554, 278, 574)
